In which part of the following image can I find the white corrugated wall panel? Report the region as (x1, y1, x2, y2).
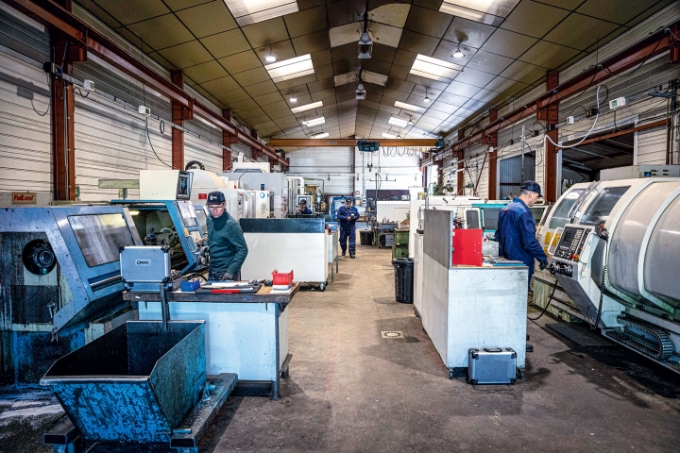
(0, 51, 51, 193)
(74, 94, 172, 201)
(288, 147, 353, 194)
(363, 148, 422, 193)
(184, 120, 224, 173)
(463, 144, 489, 198)
(636, 125, 667, 164)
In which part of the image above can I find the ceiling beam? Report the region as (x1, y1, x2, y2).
(268, 139, 440, 148)
(423, 23, 678, 167)
(6, 0, 289, 169)
(568, 147, 616, 160)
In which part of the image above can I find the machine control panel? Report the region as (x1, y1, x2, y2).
(554, 225, 592, 262)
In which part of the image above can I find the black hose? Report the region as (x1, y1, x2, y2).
(528, 279, 558, 321)
(185, 160, 205, 170)
(592, 265, 607, 330)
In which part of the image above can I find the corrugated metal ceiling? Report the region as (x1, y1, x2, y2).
(75, 0, 675, 141)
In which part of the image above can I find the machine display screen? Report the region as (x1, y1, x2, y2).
(581, 186, 630, 226)
(480, 207, 501, 231)
(548, 189, 583, 229)
(177, 201, 198, 228)
(176, 172, 191, 200)
(68, 214, 135, 267)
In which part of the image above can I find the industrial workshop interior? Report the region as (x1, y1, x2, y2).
(2, 0, 680, 452)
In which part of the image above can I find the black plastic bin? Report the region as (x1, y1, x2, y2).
(392, 258, 414, 304)
(360, 230, 373, 245)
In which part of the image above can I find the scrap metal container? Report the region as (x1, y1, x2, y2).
(41, 321, 207, 443)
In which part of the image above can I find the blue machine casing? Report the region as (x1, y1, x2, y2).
(41, 321, 207, 442)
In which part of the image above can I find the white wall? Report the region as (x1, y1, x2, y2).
(0, 52, 51, 194)
(286, 146, 423, 197)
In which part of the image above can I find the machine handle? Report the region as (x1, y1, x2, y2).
(547, 227, 564, 256)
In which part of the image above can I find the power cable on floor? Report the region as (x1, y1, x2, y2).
(528, 280, 558, 321)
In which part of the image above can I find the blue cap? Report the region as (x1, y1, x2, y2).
(300, 198, 307, 204)
(345, 198, 352, 203)
(206, 191, 226, 205)
(520, 181, 542, 197)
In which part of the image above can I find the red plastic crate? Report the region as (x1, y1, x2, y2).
(452, 229, 483, 266)
(272, 270, 294, 285)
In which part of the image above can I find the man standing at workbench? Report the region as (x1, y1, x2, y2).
(495, 181, 549, 290)
(206, 191, 248, 280)
(337, 197, 359, 258)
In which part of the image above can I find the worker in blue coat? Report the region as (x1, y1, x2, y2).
(298, 198, 312, 214)
(495, 181, 549, 290)
(337, 198, 359, 258)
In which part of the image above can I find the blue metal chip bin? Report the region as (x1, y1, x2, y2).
(41, 321, 207, 443)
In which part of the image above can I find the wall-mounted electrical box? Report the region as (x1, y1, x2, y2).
(138, 105, 151, 116)
(609, 97, 626, 110)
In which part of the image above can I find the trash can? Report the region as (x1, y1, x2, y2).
(360, 230, 373, 245)
(392, 258, 414, 304)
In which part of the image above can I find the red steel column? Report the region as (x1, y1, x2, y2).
(542, 70, 559, 202)
(487, 108, 498, 199)
(456, 130, 465, 194)
(222, 109, 237, 171)
(171, 71, 188, 170)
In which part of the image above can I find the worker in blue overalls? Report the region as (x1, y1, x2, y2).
(495, 181, 549, 290)
(298, 198, 312, 214)
(337, 198, 359, 258)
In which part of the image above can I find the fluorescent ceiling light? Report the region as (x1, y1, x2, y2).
(224, 0, 299, 26)
(394, 101, 424, 113)
(291, 101, 323, 114)
(265, 54, 314, 83)
(311, 132, 329, 139)
(410, 55, 461, 83)
(388, 116, 409, 128)
(381, 133, 397, 139)
(304, 116, 325, 127)
(439, 1, 519, 25)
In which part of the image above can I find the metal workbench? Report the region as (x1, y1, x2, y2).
(125, 284, 298, 400)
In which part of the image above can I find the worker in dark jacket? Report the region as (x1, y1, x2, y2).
(337, 198, 359, 258)
(495, 181, 548, 290)
(298, 198, 312, 214)
(206, 191, 248, 280)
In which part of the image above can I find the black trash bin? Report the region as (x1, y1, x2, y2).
(392, 258, 414, 304)
(360, 230, 373, 245)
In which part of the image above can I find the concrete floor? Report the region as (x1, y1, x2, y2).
(2, 245, 680, 452)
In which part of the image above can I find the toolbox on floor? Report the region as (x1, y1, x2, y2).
(467, 347, 517, 385)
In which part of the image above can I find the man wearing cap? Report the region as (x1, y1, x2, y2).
(205, 191, 248, 280)
(298, 198, 312, 214)
(495, 181, 549, 290)
(337, 198, 359, 258)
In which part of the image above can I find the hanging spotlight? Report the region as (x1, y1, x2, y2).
(289, 90, 297, 103)
(265, 46, 276, 63)
(452, 46, 465, 58)
(356, 78, 366, 100)
(358, 31, 373, 59)
(423, 90, 431, 103)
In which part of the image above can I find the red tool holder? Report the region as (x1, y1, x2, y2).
(272, 269, 294, 285)
(452, 229, 483, 266)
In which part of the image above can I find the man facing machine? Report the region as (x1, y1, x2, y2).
(206, 191, 248, 280)
(337, 198, 359, 258)
(298, 198, 312, 214)
(495, 181, 549, 289)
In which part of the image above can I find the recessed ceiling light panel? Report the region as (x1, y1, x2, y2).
(388, 116, 409, 128)
(225, 0, 299, 26)
(265, 54, 314, 83)
(381, 133, 396, 139)
(439, 0, 519, 25)
(410, 55, 461, 83)
(303, 116, 326, 127)
(291, 101, 323, 114)
(394, 101, 424, 113)
(311, 132, 329, 139)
